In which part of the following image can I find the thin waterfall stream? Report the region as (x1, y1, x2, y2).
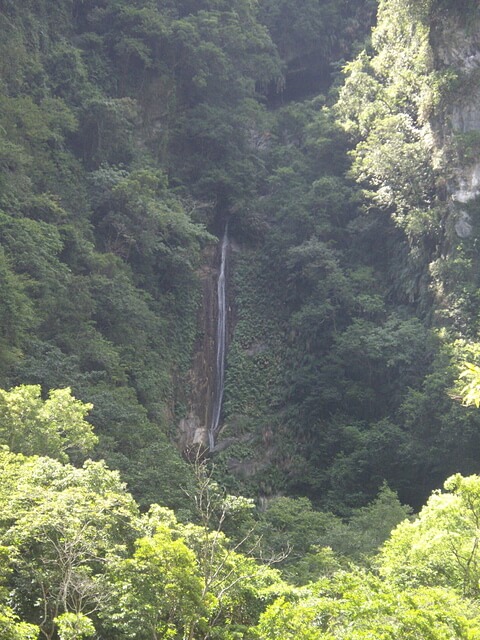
(209, 226, 229, 451)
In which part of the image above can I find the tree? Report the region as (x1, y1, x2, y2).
(0, 449, 140, 639)
(334, 0, 444, 311)
(179, 461, 283, 638)
(0, 609, 38, 640)
(255, 569, 480, 639)
(459, 361, 480, 407)
(0, 547, 38, 640)
(380, 473, 480, 597)
(54, 613, 95, 640)
(102, 495, 283, 640)
(104, 513, 206, 640)
(0, 385, 97, 462)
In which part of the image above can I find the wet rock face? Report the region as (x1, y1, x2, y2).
(179, 247, 217, 451)
(178, 414, 208, 450)
(178, 240, 232, 452)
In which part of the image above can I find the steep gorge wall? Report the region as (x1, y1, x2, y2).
(426, 5, 480, 330)
(336, 0, 480, 322)
(432, 12, 480, 213)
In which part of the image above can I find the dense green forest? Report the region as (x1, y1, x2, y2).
(3, 0, 480, 637)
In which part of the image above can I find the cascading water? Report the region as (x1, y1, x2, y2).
(209, 226, 229, 451)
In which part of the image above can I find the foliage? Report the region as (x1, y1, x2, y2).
(0, 0, 227, 510)
(0, 385, 96, 462)
(2, 346, 480, 640)
(257, 0, 376, 102)
(335, 0, 446, 309)
(0, 424, 282, 639)
(55, 613, 95, 640)
(256, 485, 411, 584)
(104, 524, 206, 639)
(0, 448, 140, 639)
(4, 10, 480, 640)
(459, 361, 480, 407)
(215, 53, 469, 511)
(255, 569, 480, 639)
(380, 473, 480, 597)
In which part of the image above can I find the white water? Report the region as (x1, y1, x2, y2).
(209, 227, 228, 451)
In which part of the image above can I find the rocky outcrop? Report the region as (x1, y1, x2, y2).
(433, 13, 480, 232)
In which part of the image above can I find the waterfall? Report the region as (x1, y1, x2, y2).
(209, 226, 228, 451)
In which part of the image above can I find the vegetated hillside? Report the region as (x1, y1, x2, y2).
(0, 0, 480, 526)
(0, 0, 285, 510)
(3, 433, 480, 639)
(3, 0, 480, 638)
(217, 0, 480, 513)
(0, 0, 379, 513)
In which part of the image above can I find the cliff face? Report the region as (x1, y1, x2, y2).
(334, 1, 480, 317)
(433, 13, 480, 213)
(422, 7, 480, 332)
